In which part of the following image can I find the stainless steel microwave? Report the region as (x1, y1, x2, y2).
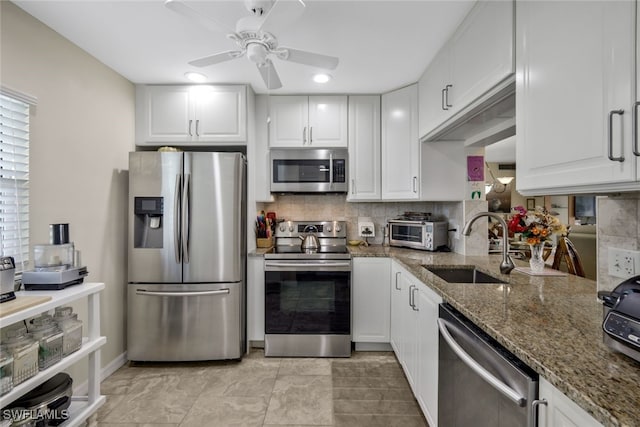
(270, 148, 348, 193)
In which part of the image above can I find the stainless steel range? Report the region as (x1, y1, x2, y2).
(264, 220, 351, 357)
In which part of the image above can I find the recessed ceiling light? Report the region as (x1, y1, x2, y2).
(185, 72, 207, 83)
(313, 73, 331, 84)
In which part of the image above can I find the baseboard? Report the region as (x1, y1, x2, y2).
(74, 352, 128, 395)
(354, 342, 393, 351)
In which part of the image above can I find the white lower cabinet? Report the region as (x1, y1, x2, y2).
(0, 283, 106, 427)
(538, 377, 603, 427)
(415, 283, 442, 427)
(352, 257, 391, 343)
(390, 261, 441, 426)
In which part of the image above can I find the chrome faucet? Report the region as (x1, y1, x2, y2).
(462, 212, 515, 275)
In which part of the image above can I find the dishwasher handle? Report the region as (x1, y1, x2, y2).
(437, 318, 527, 407)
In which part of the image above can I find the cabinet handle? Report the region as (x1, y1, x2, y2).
(633, 101, 640, 156)
(310, 126, 313, 144)
(412, 176, 418, 193)
(608, 109, 625, 162)
(303, 126, 307, 144)
(531, 399, 548, 427)
(408, 284, 415, 307)
(195, 119, 200, 136)
(351, 179, 356, 195)
(445, 84, 453, 108)
(441, 88, 448, 111)
(411, 287, 419, 311)
(188, 119, 193, 136)
(395, 271, 401, 290)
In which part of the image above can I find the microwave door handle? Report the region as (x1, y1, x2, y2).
(329, 152, 333, 188)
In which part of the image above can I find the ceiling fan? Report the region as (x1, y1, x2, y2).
(165, 0, 339, 90)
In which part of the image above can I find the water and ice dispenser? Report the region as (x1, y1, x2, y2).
(133, 197, 164, 248)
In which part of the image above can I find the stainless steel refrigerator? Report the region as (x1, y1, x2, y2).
(127, 151, 246, 361)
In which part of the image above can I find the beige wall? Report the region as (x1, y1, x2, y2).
(1, 2, 134, 384)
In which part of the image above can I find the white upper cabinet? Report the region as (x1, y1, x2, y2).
(347, 95, 381, 201)
(136, 85, 247, 145)
(516, 1, 638, 195)
(382, 84, 420, 200)
(268, 95, 348, 148)
(418, 0, 514, 139)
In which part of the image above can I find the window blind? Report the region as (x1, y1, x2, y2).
(0, 93, 30, 270)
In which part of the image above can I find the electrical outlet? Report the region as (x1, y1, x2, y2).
(608, 247, 640, 278)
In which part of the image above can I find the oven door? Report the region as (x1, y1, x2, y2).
(264, 259, 351, 357)
(389, 221, 427, 249)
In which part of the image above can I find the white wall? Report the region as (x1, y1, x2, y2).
(1, 2, 134, 384)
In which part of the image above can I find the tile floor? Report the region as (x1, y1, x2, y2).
(91, 349, 428, 427)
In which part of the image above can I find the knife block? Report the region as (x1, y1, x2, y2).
(256, 237, 274, 248)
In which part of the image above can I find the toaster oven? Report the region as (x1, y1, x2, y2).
(388, 220, 448, 251)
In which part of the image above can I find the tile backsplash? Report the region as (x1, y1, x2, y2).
(597, 193, 640, 292)
(256, 195, 487, 255)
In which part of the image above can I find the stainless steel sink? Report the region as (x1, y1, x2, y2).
(423, 265, 507, 284)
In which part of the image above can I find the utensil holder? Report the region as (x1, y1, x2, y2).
(256, 238, 274, 248)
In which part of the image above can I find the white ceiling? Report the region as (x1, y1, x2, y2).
(13, 0, 476, 94)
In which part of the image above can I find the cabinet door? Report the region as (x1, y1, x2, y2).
(418, 49, 451, 139)
(516, 1, 636, 194)
(416, 285, 442, 427)
(381, 84, 420, 200)
(538, 377, 603, 427)
(348, 96, 381, 201)
(269, 96, 309, 147)
(308, 96, 348, 147)
(400, 272, 419, 391)
(449, 0, 513, 112)
(136, 85, 192, 143)
(390, 262, 404, 355)
(352, 258, 391, 342)
(193, 85, 246, 142)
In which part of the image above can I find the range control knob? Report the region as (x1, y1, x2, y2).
(326, 225, 333, 232)
(279, 224, 286, 232)
(289, 225, 295, 232)
(335, 224, 342, 232)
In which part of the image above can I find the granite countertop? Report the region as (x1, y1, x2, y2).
(348, 245, 640, 427)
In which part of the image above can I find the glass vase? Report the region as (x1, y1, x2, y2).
(529, 243, 546, 273)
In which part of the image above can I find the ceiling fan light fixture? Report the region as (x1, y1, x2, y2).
(496, 176, 514, 185)
(184, 72, 207, 83)
(313, 73, 331, 84)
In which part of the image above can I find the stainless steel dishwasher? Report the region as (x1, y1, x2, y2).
(438, 303, 541, 427)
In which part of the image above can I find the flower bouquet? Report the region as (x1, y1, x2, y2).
(508, 206, 566, 272)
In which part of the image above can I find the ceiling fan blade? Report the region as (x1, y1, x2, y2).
(258, 0, 306, 34)
(188, 51, 243, 67)
(257, 60, 282, 90)
(164, 0, 234, 35)
(279, 47, 339, 70)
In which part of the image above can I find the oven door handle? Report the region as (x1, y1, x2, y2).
(437, 318, 527, 407)
(264, 261, 351, 271)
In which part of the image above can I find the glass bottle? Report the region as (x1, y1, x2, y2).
(53, 306, 83, 356)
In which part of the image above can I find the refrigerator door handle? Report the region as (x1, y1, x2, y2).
(182, 173, 191, 263)
(174, 173, 182, 263)
(135, 289, 230, 297)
